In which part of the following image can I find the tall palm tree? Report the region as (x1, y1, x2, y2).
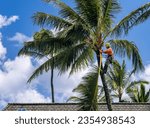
(106, 60, 148, 102)
(19, 0, 145, 110)
(19, 29, 56, 103)
(127, 82, 150, 102)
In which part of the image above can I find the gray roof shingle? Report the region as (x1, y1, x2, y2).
(3, 103, 150, 111)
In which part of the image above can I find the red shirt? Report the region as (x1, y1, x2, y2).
(103, 48, 113, 56)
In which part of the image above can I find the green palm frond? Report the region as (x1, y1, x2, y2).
(106, 60, 147, 102)
(67, 96, 82, 103)
(70, 46, 94, 75)
(75, 0, 101, 28)
(127, 83, 150, 102)
(18, 38, 68, 56)
(32, 12, 72, 30)
(18, 29, 57, 56)
(126, 80, 149, 92)
(108, 39, 144, 71)
(19, 50, 47, 59)
(59, 22, 90, 41)
(18, 32, 81, 58)
(111, 2, 150, 36)
(101, 0, 121, 33)
(43, 0, 85, 23)
(68, 66, 100, 111)
(106, 60, 127, 90)
(55, 43, 93, 74)
(27, 43, 94, 83)
(18, 41, 52, 58)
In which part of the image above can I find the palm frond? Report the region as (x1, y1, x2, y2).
(59, 22, 90, 41)
(43, 0, 86, 23)
(32, 12, 72, 30)
(126, 80, 149, 92)
(27, 43, 93, 82)
(108, 39, 144, 71)
(111, 2, 150, 36)
(70, 46, 94, 75)
(67, 96, 82, 103)
(101, 0, 121, 33)
(68, 66, 100, 111)
(75, 0, 100, 28)
(127, 83, 150, 102)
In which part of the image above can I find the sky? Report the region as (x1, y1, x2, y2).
(0, 0, 150, 110)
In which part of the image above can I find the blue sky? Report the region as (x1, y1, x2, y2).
(0, 0, 150, 109)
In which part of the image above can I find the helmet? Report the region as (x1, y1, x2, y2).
(105, 43, 110, 48)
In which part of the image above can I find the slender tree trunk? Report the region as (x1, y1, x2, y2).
(119, 88, 122, 102)
(119, 96, 122, 102)
(96, 53, 112, 111)
(51, 54, 55, 103)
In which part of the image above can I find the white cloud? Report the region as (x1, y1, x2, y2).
(138, 64, 150, 89)
(0, 56, 51, 109)
(0, 15, 19, 28)
(130, 64, 150, 85)
(8, 32, 33, 44)
(14, 89, 51, 103)
(0, 32, 7, 60)
(0, 89, 51, 109)
(0, 56, 34, 91)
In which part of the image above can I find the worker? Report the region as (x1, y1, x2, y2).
(100, 43, 114, 74)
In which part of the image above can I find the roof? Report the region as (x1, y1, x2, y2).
(3, 103, 150, 111)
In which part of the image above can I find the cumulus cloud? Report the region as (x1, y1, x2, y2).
(0, 32, 7, 60)
(0, 56, 34, 91)
(0, 89, 51, 109)
(137, 65, 150, 90)
(141, 65, 150, 80)
(0, 56, 51, 109)
(0, 15, 19, 28)
(15, 89, 51, 103)
(8, 32, 33, 44)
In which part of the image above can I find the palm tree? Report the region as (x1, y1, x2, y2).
(127, 82, 150, 102)
(68, 66, 100, 111)
(106, 60, 148, 102)
(19, 29, 56, 103)
(19, 0, 145, 110)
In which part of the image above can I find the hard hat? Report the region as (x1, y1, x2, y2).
(105, 43, 110, 48)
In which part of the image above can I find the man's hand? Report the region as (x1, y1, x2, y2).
(99, 49, 103, 54)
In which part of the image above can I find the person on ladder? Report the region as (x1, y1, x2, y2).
(100, 43, 114, 74)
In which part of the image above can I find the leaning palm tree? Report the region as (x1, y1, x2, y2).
(127, 82, 150, 102)
(106, 60, 148, 102)
(19, 0, 145, 110)
(19, 29, 56, 103)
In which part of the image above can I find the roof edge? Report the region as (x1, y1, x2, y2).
(6, 102, 150, 106)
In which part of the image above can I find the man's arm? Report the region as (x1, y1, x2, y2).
(103, 49, 111, 54)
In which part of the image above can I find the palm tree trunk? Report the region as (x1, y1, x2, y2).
(119, 89, 122, 102)
(51, 54, 55, 103)
(100, 69, 113, 111)
(96, 53, 112, 111)
(119, 96, 122, 102)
